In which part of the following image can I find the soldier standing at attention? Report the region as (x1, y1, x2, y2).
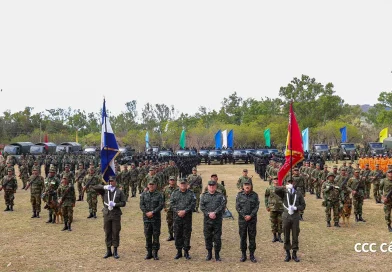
(83, 167, 100, 219)
(322, 172, 343, 227)
(348, 169, 366, 222)
(371, 164, 385, 203)
(129, 163, 139, 198)
(163, 176, 178, 241)
(236, 169, 252, 191)
(360, 163, 372, 199)
(275, 179, 306, 263)
(200, 180, 226, 261)
(25, 166, 45, 218)
(0, 168, 18, 211)
(19, 160, 30, 189)
(120, 164, 130, 201)
(57, 176, 76, 231)
(291, 168, 305, 220)
(61, 164, 75, 185)
(93, 176, 126, 259)
(265, 176, 284, 243)
(43, 166, 60, 223)
(187, 167, 202, 212)
(379, 169, 392, 232)
(236, 179, 260, 263)
(170, 178, 196, 260)
(140, 180, 164, 260)
(75, 163, 86, 201)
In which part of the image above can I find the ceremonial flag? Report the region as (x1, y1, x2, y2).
(302, 128, 309, 152)
(379, 128, 388, 143)
(227, 129, 234, 148)
(101, 99, 120, 182)
(222, 130, 228, 148)
(145, 131, 149, 149)
(180, 129, 186, 149)
(340, 126, 347, 143)
(264, 129, 271, 148)
(44, 134, 48, 151)
(215, 130, 222, 149)
(278, 103, 304, 186)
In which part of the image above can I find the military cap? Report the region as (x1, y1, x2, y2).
(109, 176, 116, 181)
(316, 163, 320, 166)
(65, 164, 70, 167)
(208, 180, 217, 186)
(89, 161, 94, 165)
(148, 180, 156, 185)
(169, 176, 176, 180)
(243, 169, 248, 172)
(340, 167, 347, 171)
(327, 172, 335, 178)
(180, 178, 188, 184)
(293, 167, 299, 171)
(387, 169, 392, 174)
(32, 166, 40, 171)
(210, 173, 218, 177)
(192, 167, 197, 171)
(7, 168, 13, 172)
(333, 165, 338, 169)
(49, 166, 56, 172)
(243, 179, 251, 184)
(149, 167, 155, 171)
(354, 169, 360, 173)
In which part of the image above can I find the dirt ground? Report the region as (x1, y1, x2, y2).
(0, 162, 391, 272)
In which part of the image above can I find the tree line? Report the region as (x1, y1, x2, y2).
(1, 75, 390, 152)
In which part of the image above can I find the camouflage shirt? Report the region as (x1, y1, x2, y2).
(57, 184, 76, 207)
(170, 189, 196, 214)
(28, 175, 45, 194)
(163, 185, 178, 210)
(236, 190, 260, 219)
(264, 185, 284, 212)
(140, 190, 164, 222)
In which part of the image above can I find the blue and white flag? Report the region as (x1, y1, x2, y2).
(302, 128, 309, 152)
(227, 129, 234, 148)
(101, 99, 120, 182)
(145, 131, 149, 149)
(340, 126, 347, 143)
(215, 130, 222, 149)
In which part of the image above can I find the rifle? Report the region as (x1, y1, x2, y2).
(25, 175, 40, 190)
(58, 185, 73, 207)
(82, 175, 97, 194)
(385, 190, 392, 204)
(340, 175, 350, 188)
(372, 171, 383, 183)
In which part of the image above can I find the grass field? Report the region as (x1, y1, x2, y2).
(1, 163, 391, 272)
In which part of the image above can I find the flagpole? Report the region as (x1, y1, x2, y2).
(290, 101, 293, 181)
(104, 98, 108, 177)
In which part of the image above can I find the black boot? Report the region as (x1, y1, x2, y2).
(292, 250, 300, 262)
(46, 214, 53, 223)
(93, 212, 97, 219)
(9, 205, 13, 211)
(327, 221, 331, 227)
(300, 214, 304, 221)
(215, 250, 221, 261)
(61, 222, 68, 231)
(355, 214, 359, 222)
(388, 224, 392, 232)
(174, 249, 182, 259)
(103, 247, 113, 258)
(240, 251, 247, 262)
(272, 233, 278, 242)
(87, 213, 93, 218)
(68, 223, 72, 231)
(358, 215, 366, 222)
(145, 249, 153, 260)
(206, 249, 212, 261)
(184, 250, 191, 260)
(152, 250, 159, 260)
(113, 247, 119, 259)
(31, 211, 37, 218)
(334, 222, 340, 227)
(36, 212, 40, 218)
(77, 195, 82, 201)
(167, 233, 174, 241)
(249, 251, 257, 263)
(278, 233, 283, 243)
(284, 250, 291, 262)
(4, 205, 10, 211)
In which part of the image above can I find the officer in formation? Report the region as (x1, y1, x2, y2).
(25, 166, 45, 218)
(236, 179, 260, 262)
(371, 164, 385, 203)
(360, 163, 372, 199)
(322, 172, 343, 227)
(128, 163, 139, 198)
(291, 168, 305, 220)
(236, 168, 252, 190)
(140, 180, 164, 260)
(19, 160, 30, 189)
(187, 167, 202, 212)
(0, 168, 18, 211)
(75, 162, 87, 201)
(57, 176, 76, 231)
(93, 176, 126, 259)
(163, 176, 178, 241)
(83, 167, 100, 219)
(265, 176, 284, 243)
(200, 180, 226, 261)
(43, 166, 60, 223)
(170, 178, 196, 260)
(348, 169, 366, 222)
(380, 169, 392, 232)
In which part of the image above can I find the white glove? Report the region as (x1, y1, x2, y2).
(110, 187, 116, 192)
(104, 185, 113, 190)
(286, 184, 293, 190)
(109, 201, 116, 207)
(288, 205, 294, 215)
(292, 206, 297, 211)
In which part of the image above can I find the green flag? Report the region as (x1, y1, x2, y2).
(264, 128, 271, 148)
(180, 129, 186, 148)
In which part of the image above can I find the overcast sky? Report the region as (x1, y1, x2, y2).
(0, 0, 391, 118)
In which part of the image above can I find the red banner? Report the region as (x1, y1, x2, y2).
(278, 103, 304, 185)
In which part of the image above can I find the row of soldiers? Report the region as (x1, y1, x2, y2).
(358, 154, 392, 172)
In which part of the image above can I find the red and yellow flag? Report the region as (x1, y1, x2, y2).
(278, 103, 304, 186)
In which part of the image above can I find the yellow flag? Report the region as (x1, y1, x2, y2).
(76, 130, 79, 143)
(379, 127, 388, 143)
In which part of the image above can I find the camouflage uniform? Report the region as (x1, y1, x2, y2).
(83, 172, 100, 218)
(28, 173, 45, 216)
(322, 173, 344, 226)
(360, 166, 372, 199)
(347, 171, 366, 221)
(120, 167, 130, 201)
(310, 166, 321, 197)
(61, 169, 75, 185)
(187, 172, 203, 212)
(163, 181, 178, 240)
(128, 165, 139, 197)
(75, 166, 87, 201)
(57, 182, 76, 230)
(43, 171, 60, 223)
(1, 172, 18, 211)
(379, 174, 392, 230)
(19, 163, 30, 189)
(237, 175, 253, 190)
(265, 183, 284, 237)
(371, 167, 384, 203)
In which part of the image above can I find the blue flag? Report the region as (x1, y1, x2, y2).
(101, 99, 120, 182)
(340, 126, 347, 142)
(302, 128, 309, 152)
(215, 130, 222, 149)
(227, 129, 234, 148)
(145, 131, 149, 149)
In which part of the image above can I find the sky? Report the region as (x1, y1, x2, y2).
(0, 0, 391, 118)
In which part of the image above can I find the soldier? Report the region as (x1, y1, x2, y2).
(170, 178, 196, 260)
(75, 163, 87, 201)
(291, 168, 305, 220)
(163, 176, 178, 241)
(140, 180, 164, 260)
(236, 169, 253, 190)
(275, 179, 306, 262)
(360, 163, 372, 199)
(57, 176, 76, 231)
(371, 164, 385, 203)
(332, 165, 338, 176)
(310, 163, 321, 197)
(204, 174, 228, 200)
(236, 179, 259, 262)
(120, 164, 130, 201)
(19, 160, 30, 189)
(187, 167, 202, 212)
(265, 176, 284, 243)
(379, 169, 392, 232)
(347, 162, 354, 177)
(200, 180, 226, 261)
(25, 166, 45, 218)
(93, 176, 126, 259)
(348, 169, 366, 222)
(142, 167, 159, 191)
(299, 161, 309, 192)
(137, 162, 145, 194)
(0, 168, 18, 211)
(129, 163, 139, 198)
(61, 164, 75, 185)
(43, 166, 60, 223)
(83, 167, 100, 219)
(322, 172, 343, 227)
